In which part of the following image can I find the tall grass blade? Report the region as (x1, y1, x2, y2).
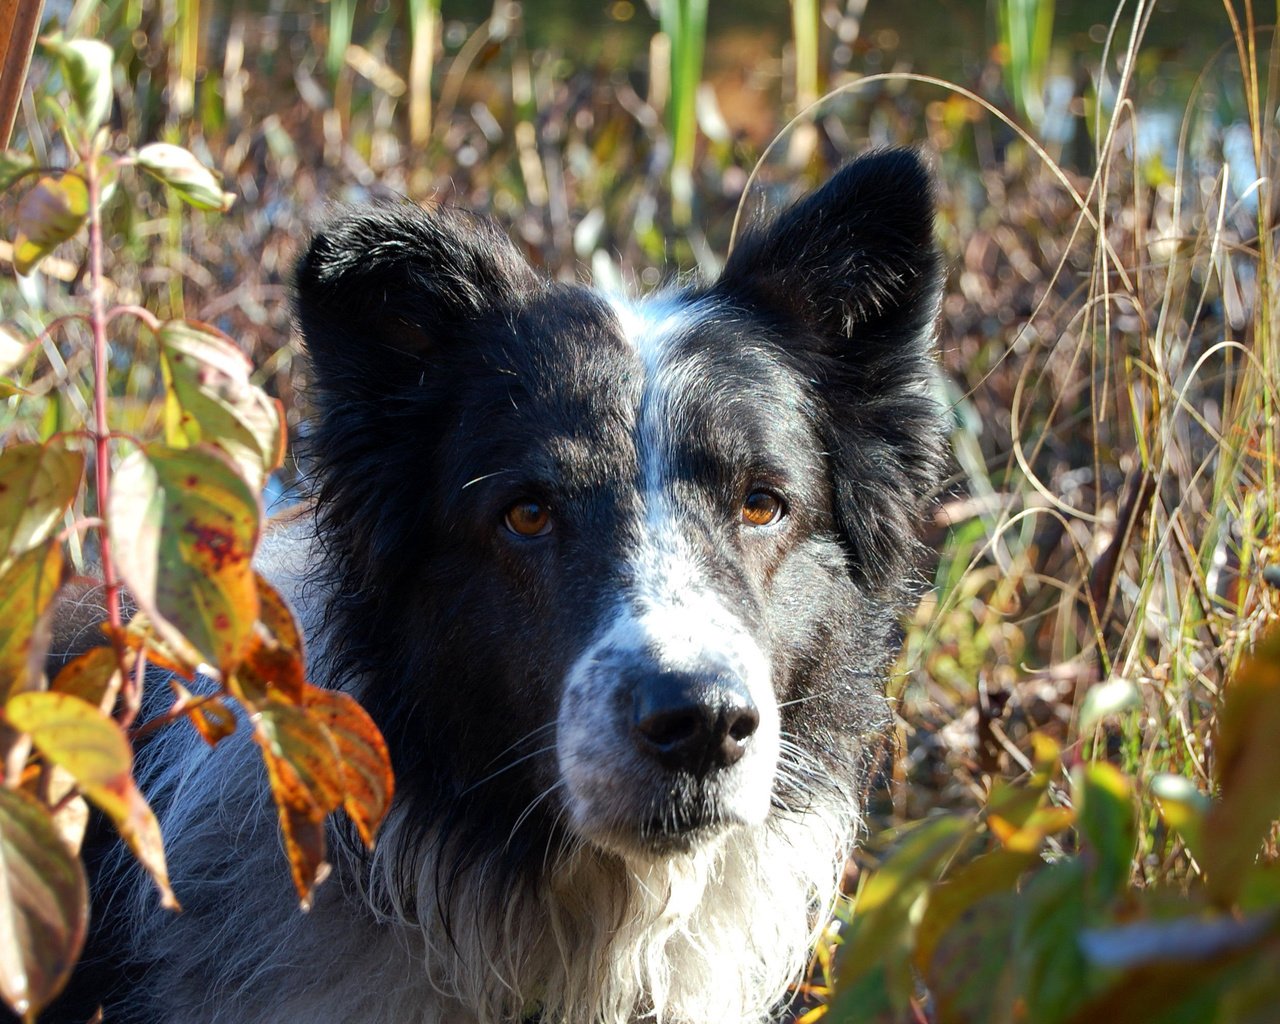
(660, 0, 707, 225)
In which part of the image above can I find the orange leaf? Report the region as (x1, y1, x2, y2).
(168, 679, 236, 747)
(50, 647, 124, 714)
(253, 700, 344, 907)
(303, 687, 394, 848)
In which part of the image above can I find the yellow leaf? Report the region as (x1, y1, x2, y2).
(5, 691, 177, 909)
(0, 542, 63, 701)
(0, 787, 88, 1021)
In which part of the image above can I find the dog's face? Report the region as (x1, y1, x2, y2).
(293, 150, 943, 871)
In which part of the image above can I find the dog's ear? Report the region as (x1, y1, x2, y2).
(293, 202, 539, 400)
(713, 149, 946, 590)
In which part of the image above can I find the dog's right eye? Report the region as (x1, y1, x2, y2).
(504, 500, 553, 538)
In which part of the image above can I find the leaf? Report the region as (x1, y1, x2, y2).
(102, 614, 199, 680)
(230, 575, 393, 902)
(12, 174, 89, 276)
(253, 700, 343, 908)
(0, 542, 63, 701)
(1074, 762, 1135, 903)
(168, 679, 236, 747)
(989, 804, 1074, 853)
(1202, 626, 1280, 907)
(41, 37, 114, 135)
(1078, 677, 1142, 733)
(4, 691, 177, 909)
(921, 890, 1021, 1024)
(1014, 859, 1093, 1022)
(1150, 773, 1209, 864)
(0, 151, 36, 192)
(302, 688, 394, 847)
(232, 576, 307, 706)
(1066, 919, 1280, 1024)
(135, 144, 235, 212)
(158, 319, 285, 489)
(0, 441, 85, 572)
(837, 815, 969, 1006)
(0, 787, 88, 1022)
(108, 444, 261, 675)
(50, 647, 124, 714)
(915, 847, 1036, 974)
(0, 325, 31, 378)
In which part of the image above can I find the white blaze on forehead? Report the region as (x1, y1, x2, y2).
(556, 294, 779, 844)
(605, 293, 775, 703)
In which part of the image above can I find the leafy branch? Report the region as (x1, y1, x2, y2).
(0, 36, 394, 1023)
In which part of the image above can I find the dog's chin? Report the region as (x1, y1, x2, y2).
(576, 806, 754, 864)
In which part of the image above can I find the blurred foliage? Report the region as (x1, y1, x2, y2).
(0, 29, 392, 1022)
(0, 0, 1278, 1021)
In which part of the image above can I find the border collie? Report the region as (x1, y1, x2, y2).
(79, 148, 943, 1024)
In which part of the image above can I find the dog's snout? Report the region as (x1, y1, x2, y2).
(631, 670, 760, 775)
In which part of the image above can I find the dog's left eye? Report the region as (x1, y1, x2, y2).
(740, 489, 785, 528)
(504, 500, 553, 537)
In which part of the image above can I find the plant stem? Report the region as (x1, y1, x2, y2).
(84, 148, 121, 634)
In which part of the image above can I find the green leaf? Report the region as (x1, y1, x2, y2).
(1015, 859, 1093, 1023)
(837, 815, 969, 1006)
(5, 691, 177, 909)
(921, 890, 1021, 1024)
(1066, 917, 1280, 1024)
(0, 542, 63, 702)
(107, 444, 260, 675)
(0, 441, 85, 573)
(1074, 762, 1135, 903)
(916, 847, 1036, 974)
(12, 174, 89, 276)
(158, 319, 285, 488)
(825, 962, 902, 1024)
(0, 151, 36, 192)
(0, 787, 88, 1022)
(41, 38, 114, 135)
(135, 143, 235, 212)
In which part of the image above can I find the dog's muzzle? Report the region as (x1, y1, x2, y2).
(557, 599, 779, 857)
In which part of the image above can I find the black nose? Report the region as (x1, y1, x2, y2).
(632, 670, 760, 775)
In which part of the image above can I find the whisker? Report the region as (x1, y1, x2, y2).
(460, 742, 558, 797)
(507, 779, 565, 850)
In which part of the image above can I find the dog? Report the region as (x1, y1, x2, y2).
(60, 147, 944, 1024)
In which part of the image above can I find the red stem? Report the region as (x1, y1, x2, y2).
(85, 151, 123, 637)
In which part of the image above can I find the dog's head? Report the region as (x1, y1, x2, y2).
(293, 149, 943, 870)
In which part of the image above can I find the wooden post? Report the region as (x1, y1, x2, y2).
(0, 0, 46, 148)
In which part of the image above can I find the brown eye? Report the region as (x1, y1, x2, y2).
(741, 489, 785, 527)
(504, 500, 552, 537)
